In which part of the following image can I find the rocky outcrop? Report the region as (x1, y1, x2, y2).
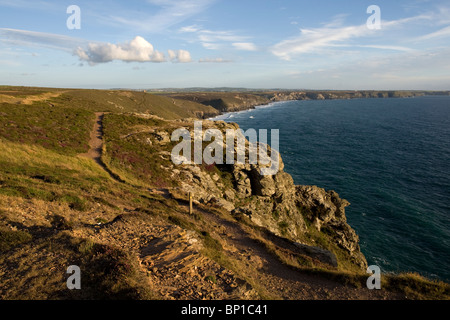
(153, 120, 368, 270)
(296, 186, 367, 268)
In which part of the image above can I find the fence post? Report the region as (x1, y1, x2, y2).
(189, 192, 193, 215)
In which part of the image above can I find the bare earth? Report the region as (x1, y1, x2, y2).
(80, 112, 105, 163)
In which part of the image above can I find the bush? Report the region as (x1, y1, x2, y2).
(59, 194, 88, 211)
(0, 228, 32, 252)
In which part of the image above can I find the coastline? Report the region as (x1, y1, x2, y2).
(202, 90, 450, 121)
(207, 100, 288, 121)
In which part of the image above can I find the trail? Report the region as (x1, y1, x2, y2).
(80, 112, 125, 183)
(175, 200, 402, 300)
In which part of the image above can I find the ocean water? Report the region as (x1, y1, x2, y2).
(211, 96, 450, 282)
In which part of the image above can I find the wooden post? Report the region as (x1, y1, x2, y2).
(189, 192, 193, 215)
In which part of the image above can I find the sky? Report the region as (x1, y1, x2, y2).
(0, 0, 449, 90)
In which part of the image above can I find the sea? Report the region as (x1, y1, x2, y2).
(210, 96, 450, 282)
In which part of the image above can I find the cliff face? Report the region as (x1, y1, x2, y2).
(162, 92, 271, 114)
(162, 120, 368, 270)
(161, 90, 435, 115)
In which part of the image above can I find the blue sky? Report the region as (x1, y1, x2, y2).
(0, 0, 449, 90)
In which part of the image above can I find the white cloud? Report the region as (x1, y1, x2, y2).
(168, 49, 192, 63)
(108, 0, 215, 33)
(355, 44, 414, 52)
(271, 25, 369, 60)
(74, 36, 167, 65)
(198, 57, 232, 63)
(179, 25, 252, 51)
(282, 47, 450, 90)
(415, 25, 450, 41)
(270, 14, 433, 60)
(0, 0, 53, 9)
(232, 42, 258, 51)
(198, 30, 247, 43)
(1, 29, 192, 66)
(201, 42, 221, 50)
(0, 28, 86, 52)
(179, 25, 201, 33)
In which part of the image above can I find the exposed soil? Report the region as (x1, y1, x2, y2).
(178, 201, 404, 300)
(79, 112, 125, 183)
(82, 112, 105, 163)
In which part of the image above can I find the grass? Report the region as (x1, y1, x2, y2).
(49, 89, 218, 119)
(0, 102, 93, 155)
(204, 275, 217, 284)
(278, 221, 289, 236)
(0, 139, 118, 211)
(50, 214, 75, 230)
(0, 230, 157, 300)
(0, 227, 32, 252)
(102, 113, 179, 188)
(75, 242, 156, 300)
(384, 273, 450, 300)
(0, 86, 53, 97)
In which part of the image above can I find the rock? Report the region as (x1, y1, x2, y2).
(250, 168, 276, 197)
(296, 185, 350, 228)
(224, 189, 235, 201)
(294, 243, 338, 267)
(233, 169, 252, 197)
(216, 198, 235, 212)
(154, 131, 171, 144)
(295, 185, 367, 269)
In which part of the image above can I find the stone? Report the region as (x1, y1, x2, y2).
(294, 243, 338, 267)
(223, 189, 235, 201)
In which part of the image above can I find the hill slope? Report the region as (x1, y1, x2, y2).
(0, 87, 448, 300)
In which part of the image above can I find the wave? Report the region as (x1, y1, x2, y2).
(207, 100, 291, 121)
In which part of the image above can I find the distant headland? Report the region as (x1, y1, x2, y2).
(153, 89, 450, 117)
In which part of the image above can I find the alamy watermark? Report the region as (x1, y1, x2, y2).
(367, 5, 381, 30)
(366, 265, 381, 289)
(67, 5, 81, 30)
(67, 265, 81, 290)
(170, 121, 280, 176)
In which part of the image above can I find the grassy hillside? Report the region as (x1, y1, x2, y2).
(0, 87, 448, 300)
(161, 91, 271, 112)
(0, 86, 219, 120)
(53, 89, 219, 119)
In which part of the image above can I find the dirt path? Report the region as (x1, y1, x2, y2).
(84, 112, 104, 163)
(80, 112, 125, 183)
(178, 200, 403, 300)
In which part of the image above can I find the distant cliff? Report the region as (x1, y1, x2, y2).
(161, 92, 269, 113)
(161, 90, 449, 115)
